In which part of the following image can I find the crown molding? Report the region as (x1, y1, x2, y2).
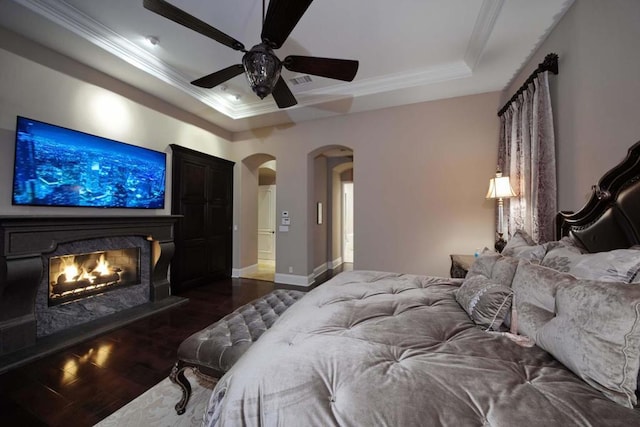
(233, 61, 473, 118)
(16, 0, 499, 120)
(464, 0, 505, 71)
(13, 0, 239, 116)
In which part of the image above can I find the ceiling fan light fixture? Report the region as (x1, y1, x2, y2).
(242, 43, 282, 99)
(143, 0, 358, 108)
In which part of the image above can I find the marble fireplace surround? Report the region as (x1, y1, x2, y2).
(0, 215, 185, 372)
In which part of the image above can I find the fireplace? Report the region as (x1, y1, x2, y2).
(49, 247, 140, 306)
(0, 216, 182, 361)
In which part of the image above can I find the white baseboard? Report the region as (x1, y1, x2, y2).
(274, 273, 314, 287)
(231, 263, 258, 278)
(313, 263, 327, 278)
(330, 257, 343, 269)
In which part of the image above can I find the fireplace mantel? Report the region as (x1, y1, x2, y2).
(0, 215, 180, 356)
(1, 215, 178, 255)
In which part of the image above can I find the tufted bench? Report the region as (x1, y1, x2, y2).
(169, 288, 305, 414)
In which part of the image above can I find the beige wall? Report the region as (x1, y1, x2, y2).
(1, 25, 501, 281)
(503, 0, 640, 212)
(235, 92, 501, 278)
(350, 94, 500, 275)
(0, 31, 232, 218)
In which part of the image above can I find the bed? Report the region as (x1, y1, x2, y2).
(203, 142, 640, 426)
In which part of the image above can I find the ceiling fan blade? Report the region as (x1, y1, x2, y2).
(261, 0, 314, 49)
(143, 0, 245, 51)
(272, 77, 297, 108)
(284, 56, 359, 81)
(191, 64, 244, 88)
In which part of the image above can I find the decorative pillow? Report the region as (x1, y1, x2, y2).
(466, 252, 519, 286)
(511, 260, 575, 338)
(541, 245, 640, 283)
(536, 281, 640, 408)
(504, 229, 536, 247)
(501, 229, 547, 262)
(545, 235, 587, 253)
(455, 276, 513, 330)
(466, 252, 520, 328)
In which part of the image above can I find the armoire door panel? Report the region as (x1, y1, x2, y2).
(208, 168, 230, 201)
(181, 203, 206, 240)
(207, 236, 228, 275)
(181, 161, 207, 199)
(171, 144, 234, 293)
(180, 244, 209, 280)
(208, 205, 229, 234)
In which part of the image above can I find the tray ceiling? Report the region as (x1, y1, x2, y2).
(0, 0, 574, 132)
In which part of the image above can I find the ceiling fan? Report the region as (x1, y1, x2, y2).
(142, 0, 359, 108)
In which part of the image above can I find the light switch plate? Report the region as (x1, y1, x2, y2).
(282, 211, 289, 217)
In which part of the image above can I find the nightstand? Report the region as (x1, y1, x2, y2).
(449, 254, 476, 278)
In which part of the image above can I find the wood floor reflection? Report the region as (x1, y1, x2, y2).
(241, 259, 275, 282)
(0, 266, 350, 426)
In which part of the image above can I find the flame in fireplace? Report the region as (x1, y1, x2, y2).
(93, 254, 110, 277)
(60, 254, 113, 285)
(62, 261, 80, 283)
(48, 247, 140, 305)
(50, 251, 127, 304)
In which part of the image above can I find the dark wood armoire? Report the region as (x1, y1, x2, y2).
(170, 145, 234, 293)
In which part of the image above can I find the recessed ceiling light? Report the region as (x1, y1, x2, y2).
(145, 35, 159, 47)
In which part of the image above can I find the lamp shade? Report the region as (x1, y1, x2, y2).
(486, 174, 516, 199)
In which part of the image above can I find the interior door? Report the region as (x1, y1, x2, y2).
(258, 185, 276, 260)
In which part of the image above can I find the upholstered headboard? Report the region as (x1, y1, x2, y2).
(557, 141, 640, 252)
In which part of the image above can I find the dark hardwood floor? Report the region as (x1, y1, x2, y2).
(0, 266, 348, 426)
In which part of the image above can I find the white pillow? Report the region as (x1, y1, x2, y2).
(541, 245, 640, 283)
(537, 281, 640, 408)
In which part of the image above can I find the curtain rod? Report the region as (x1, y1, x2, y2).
(497, 53, 559, 117)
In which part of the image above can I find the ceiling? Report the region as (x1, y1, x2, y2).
(0, 0, 574, 133)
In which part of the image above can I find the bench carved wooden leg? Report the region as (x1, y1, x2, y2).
(169, 290, 305, 415)
(169, 360, 192, 415)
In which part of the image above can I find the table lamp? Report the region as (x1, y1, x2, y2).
(486, 169, 516, 252)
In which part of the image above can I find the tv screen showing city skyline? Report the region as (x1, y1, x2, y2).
(12, 116, 166, 209)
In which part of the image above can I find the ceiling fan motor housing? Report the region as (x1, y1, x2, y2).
(242, 43, 282, 99)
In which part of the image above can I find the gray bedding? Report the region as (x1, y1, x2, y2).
(203, 270, 640, 426)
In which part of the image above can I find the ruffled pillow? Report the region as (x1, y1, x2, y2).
(464, 252, 519, 328)
(536, 280, 640, 408)
(511, 259, 640, 408)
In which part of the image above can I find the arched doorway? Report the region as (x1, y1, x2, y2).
(254, 161, 277, 281)
(239, 154, 277, 281)
(308, 146, 354, 280)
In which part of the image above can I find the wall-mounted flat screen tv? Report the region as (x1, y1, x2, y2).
(12, 116, 166, 209)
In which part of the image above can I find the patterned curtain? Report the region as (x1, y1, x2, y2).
(498, 71, 556, 243)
